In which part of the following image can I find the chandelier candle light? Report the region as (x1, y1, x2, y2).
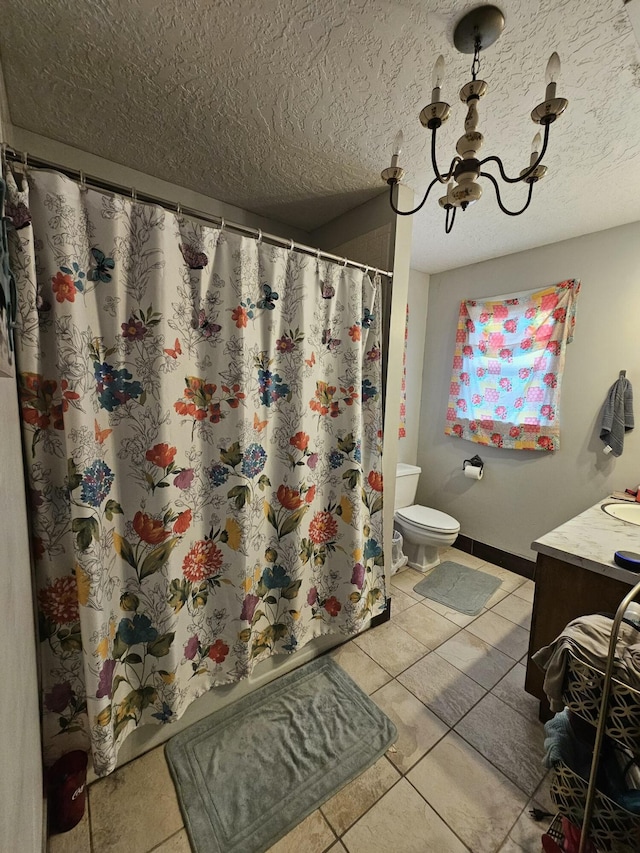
(381, 5, 568, 233)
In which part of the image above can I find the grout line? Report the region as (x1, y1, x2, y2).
(147, 827, 186, 852)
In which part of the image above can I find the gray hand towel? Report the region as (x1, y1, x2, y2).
(600, 376, 634, 457)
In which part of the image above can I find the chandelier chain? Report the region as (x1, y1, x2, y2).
(471, 37, 482, 81)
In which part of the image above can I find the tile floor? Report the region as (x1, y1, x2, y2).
(49, 547, 554, 853)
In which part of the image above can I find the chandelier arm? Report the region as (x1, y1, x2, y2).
(431, 127, 462, 184)
(480, 171, 535, 216)
(388, 176, 441, 216)
(478, 121, 551, 184)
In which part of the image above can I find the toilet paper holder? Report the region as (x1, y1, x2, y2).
(462, 454, 484, 474)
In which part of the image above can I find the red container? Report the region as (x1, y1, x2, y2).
(47, 750, 88, 834)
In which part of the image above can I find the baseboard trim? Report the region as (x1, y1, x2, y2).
(453, 535, 535, 580)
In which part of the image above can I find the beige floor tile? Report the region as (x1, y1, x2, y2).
(492, 594, 533, 630)
(341, 778, 469, 853)
(484, 584, 511, 608)
(320, 757, 399, 836)
(503, 804, 552, 852)
(419, 596, 485, 628)
(442, 547, 485, 569)
(327, 844, 348, 852)
(48, 802, 91, 853)
(390, 585, 419, 615)
(266, 810, 335, 853)
(393, 603, 460, 650)
(408, 731, 527, 853)
(436, 630, 514, 689)
(491, 663, 540, 724)
(466, 610, 530, 660)
(512, 580, 535, 604)
(455, 693, 546, 796)
(352, 622, 428, 676)
(390, 567, 427, 601)
(89, 745, 183, 853)
(475, 562, 526, 593)
(532, 771, 555, 815)
(330, 641, 392, 695)
(398, 652, 486, 727)
(371, 680, 448, 773)
(150, 829, 193, 852)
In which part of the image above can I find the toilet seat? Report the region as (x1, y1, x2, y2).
(395, 504, 460, 534)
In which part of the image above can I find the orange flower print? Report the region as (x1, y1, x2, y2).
(277, 485, 303, 510)
(232, 306, 249, 328)
(51, 271, 76, 303)
(182, 539, 224, 582)
(308, 511, 338, 545)
(173, 509, 192, 535)
(60, 379, 80, 412)
(348, 324, 361, 342)
(304, 484, 316, 504)
(38, 576, 79, 625)
(145, 443, 177, 468)
(367, 471, 383, 492)
(208, 639, 229, 663)
(133, 511, 171, 545)
(290, 431, 309, 451)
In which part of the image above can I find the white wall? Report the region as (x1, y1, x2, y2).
(0, 66, 44, 852)
(418, 221, 640, 560)
(398, 269, 429, 465)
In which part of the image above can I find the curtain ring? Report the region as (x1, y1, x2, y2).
(342, 257, 348, 267)
(131, 187, 137, 201)
(79, 170, 86, 189)
(219, 217, 225, 232)
(22, 150, 28, 167)
(289, 238, 294, 252)
(175, 202, 182, 215)
(363, 265, 369, 274)
(256, 228, 262, 244)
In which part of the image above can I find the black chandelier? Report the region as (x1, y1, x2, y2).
(381, 5, 568, 233)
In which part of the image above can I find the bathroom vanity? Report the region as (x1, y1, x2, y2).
(524, 498, 640, 719)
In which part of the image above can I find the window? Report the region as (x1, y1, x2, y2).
(445, 279, 580, 451)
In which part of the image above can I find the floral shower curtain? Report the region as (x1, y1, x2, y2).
(7, 167, 385, 776)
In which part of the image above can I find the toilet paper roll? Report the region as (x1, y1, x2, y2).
(464, 464, 483, 480)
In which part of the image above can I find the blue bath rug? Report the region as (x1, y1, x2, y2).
(165, 655, 397, 853)
(413, 561, 502, 615)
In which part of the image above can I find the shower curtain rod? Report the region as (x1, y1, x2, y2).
(1, 145, 394, 279)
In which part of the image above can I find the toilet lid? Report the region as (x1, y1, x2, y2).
(396, 505, 460, 533)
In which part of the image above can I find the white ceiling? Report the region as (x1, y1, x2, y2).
(1, 0, 639, 273)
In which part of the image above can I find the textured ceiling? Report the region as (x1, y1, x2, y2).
(1, 0, 639, 272)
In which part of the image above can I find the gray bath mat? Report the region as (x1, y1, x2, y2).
(413, 561, 501, 615)
(165, 655, 397, 853)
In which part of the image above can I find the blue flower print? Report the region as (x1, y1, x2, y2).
(353, 440, 362, 464)
(242, 443, 267, 478)
(362, 307, 375, 329)
(80, 460, 114, 506)
(258, 367, 290, 406)
(208, 463, 229, 487)
(329, 450, 344, 469)
(118, 614, 158, 646)
(94, 361, 143, 412)
(361, 378, 378, 403)
(364, 537, 382, 560)
(261, 565, 291, 590)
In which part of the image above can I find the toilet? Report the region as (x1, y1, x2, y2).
(394, 463, 460, 572)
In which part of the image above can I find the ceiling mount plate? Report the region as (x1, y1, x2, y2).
(453, 5, 505, 54)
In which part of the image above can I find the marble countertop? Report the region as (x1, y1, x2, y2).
(532, 498, 640, 586)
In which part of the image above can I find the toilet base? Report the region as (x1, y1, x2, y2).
(403, 539, 442, 573)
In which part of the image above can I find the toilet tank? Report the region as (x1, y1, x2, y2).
(395, 463, 421, 510)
